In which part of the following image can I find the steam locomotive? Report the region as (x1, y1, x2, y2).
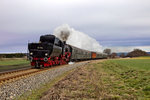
(28, 34, 107, 68)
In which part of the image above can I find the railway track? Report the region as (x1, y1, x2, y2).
(0, 68, 41, 84)
(0, 64, 68, 85)
(0, 67, 32, 76)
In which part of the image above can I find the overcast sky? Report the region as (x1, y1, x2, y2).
(0, 0, 150, 53)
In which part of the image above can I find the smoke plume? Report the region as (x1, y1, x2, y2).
(53, 24, 102, 52)
(53, 25, 71, 41)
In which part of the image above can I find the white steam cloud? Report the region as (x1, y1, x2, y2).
(53, 24, 102, 52)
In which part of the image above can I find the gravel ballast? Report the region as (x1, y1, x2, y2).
(0, 61, 89, 100)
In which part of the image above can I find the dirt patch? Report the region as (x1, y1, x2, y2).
(40, 61, 114, 100)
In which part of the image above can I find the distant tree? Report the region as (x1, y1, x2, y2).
(0, 54, 3, 58)
(111, 52, 117, 58)
(127, 49, 149, 57)
(103, 49, 111, 55)
(120, 53, 125, 58)
(0, 54, 6, 58)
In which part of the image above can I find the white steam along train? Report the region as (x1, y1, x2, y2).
(28, 34, 107, 68)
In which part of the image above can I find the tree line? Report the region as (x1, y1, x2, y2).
(103, 48, 150, 58)
(0, 53, 26, 58)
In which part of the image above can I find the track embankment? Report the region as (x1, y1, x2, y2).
(40, 60, 105, 100)
(0, 61, 89, 100)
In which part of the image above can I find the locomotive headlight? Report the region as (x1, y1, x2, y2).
(45, 53, 48, 56)
(30, 52, 33, 55)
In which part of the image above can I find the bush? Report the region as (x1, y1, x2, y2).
(127, 49, 149, 57)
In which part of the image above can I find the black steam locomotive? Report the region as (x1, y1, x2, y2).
(28, 34, 107, 68)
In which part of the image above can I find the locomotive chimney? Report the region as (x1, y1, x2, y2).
(63, 41, 66, 44)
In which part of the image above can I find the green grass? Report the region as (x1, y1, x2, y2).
(134, 56, 150, 59)
(0, 58, 30, 71)
(0, 59, 29, 66)
(111, 59, 150, 70)
(94, 59, 150, 99)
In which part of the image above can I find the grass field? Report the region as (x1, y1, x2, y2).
(94, 57, 150, 99)
(0, 58, 30, 71)
(0, 58, 29, 66)
(111, 59, 150, 70)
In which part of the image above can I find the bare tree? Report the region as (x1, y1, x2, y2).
(103, 49, 111, 55)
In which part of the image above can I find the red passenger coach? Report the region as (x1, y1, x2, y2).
(91, 52, 96, 59)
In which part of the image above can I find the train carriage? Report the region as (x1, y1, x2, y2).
(70, 45, 91, 61)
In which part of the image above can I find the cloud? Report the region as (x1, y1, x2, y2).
(0, 0, 150, 53)
(0, 45, 27, 53)
(99, 39, 150, 47)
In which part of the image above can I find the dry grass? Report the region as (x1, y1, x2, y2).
(40, 61, 122, 100)
(133, 56, 150, 59)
